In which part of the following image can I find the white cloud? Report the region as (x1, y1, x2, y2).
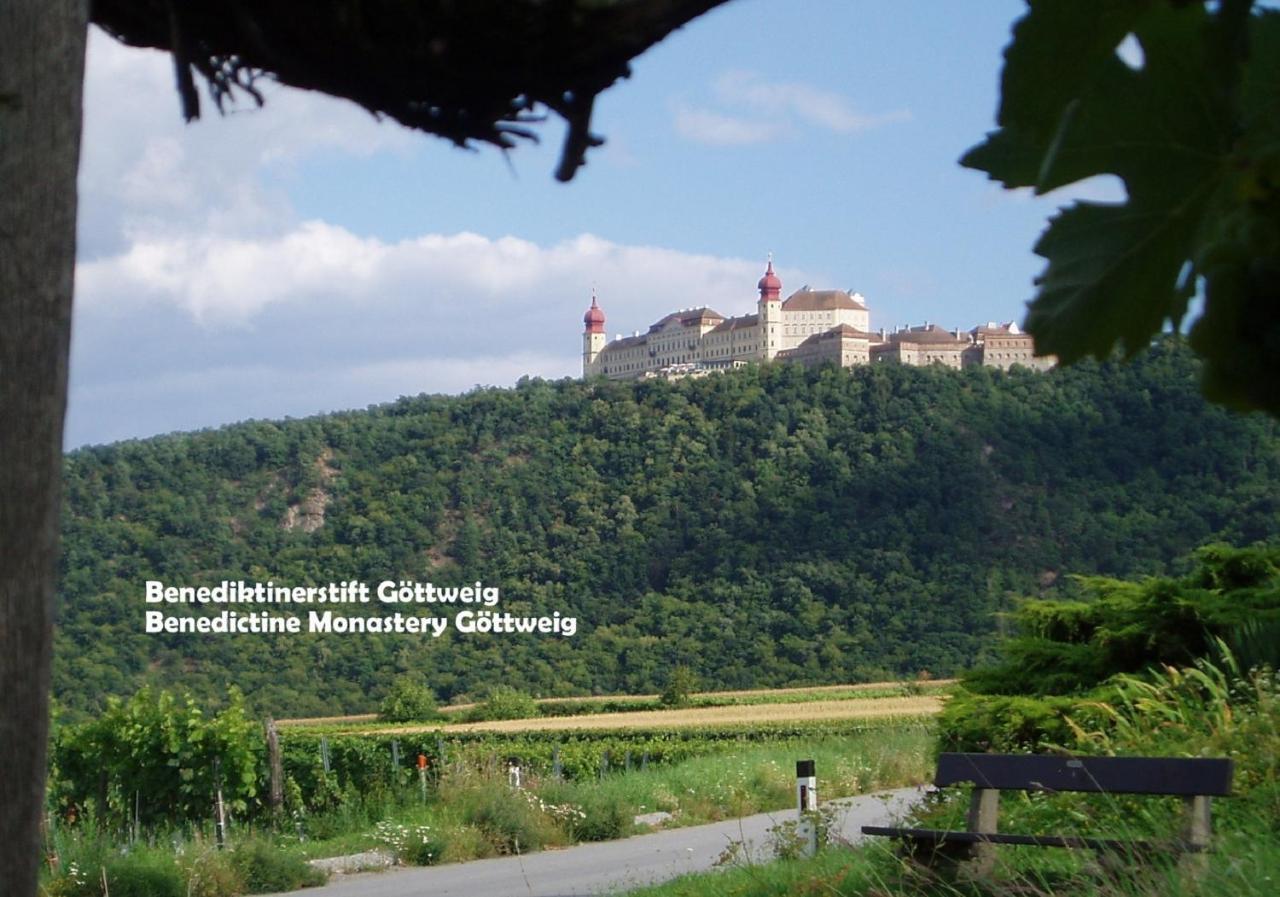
(72, 32, 815, 447)
(714, 70, 911, 134)
(78, 29, 417, 257)
(69, 225, 795, 445)
(673, 70, 910, 146)
(77, 227, 778, 327)
(673, 104, 786, 145)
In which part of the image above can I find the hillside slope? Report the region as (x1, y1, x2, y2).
(55, 343, 1280, 718)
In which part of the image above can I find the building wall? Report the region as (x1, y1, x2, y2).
(697, 322, 761, 368)
(781, 306, 869, 349)
(783, 334, 872, 369)
(980, 334, 1054, 371)
(586, 295, 1053, 380)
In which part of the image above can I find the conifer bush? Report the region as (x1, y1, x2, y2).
(941, 544, 1280, 751)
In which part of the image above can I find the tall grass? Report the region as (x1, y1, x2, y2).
(627, 651, 1280, 897)
(41, 831, 322, 897)
(538, 730, 933, 830)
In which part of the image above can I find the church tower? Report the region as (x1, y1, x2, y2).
(582, 292, 606, 376)
(757, 257, 782, 360)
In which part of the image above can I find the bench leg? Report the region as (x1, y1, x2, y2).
(963, 788, 1000, 877)
(1179, 795, 1212, 877)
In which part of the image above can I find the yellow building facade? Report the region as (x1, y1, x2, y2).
(582, 262, 1052, 379)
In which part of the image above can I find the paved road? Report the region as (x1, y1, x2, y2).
(266, 787, 924, 897)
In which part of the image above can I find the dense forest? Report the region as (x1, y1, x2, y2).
(54, 342, 1280, 719)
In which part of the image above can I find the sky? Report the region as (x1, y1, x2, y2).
(68, 0, 1123, 448)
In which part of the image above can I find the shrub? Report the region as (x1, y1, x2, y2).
(378, 676, 442, 723)
(177, 843, 243, 897)
(43, 862, 97, 897)
(104, 849, 186, 897)
(437, 824, 494, 863)
(659, 666, 699, 708)
(962, 545, 1280, 700)
(467, 686, 539, 722)
(936, 688, 1116, 753)
(465, 789, 554, 852)
(450, 774, 563, 853)
(231, 840, 327, 893)
(567, 789, 634, 841)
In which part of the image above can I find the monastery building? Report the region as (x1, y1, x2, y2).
(582, 260, 1052, 379)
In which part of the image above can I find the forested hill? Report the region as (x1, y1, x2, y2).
(55, 342, 1279, 719)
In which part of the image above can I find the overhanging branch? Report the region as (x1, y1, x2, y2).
(90, 0, 733, 180)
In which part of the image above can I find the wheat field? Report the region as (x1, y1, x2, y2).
(355, 694, 944, 735)
(278, 680, 952, 728)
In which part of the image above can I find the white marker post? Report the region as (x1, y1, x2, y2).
(213, 756, 227, 850)
(796, 759, 818, 857)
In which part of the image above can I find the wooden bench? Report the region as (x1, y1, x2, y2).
(862, 753, 1233, 874)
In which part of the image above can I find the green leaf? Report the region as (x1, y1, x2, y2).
(959, 125, 1046, 189)
(1028, 193, 1210, 360)
(1031, 6, 1233, 198)
(963, 1, 1236, 365)
(996, 0, 1154, 140)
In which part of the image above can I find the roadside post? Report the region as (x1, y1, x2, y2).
(417, 753, 428, 802)
(796, 759, 818, 857)
(264, 717, 283, 817)
(213, 756, 227, 850)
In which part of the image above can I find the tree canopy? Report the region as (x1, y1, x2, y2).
(89, 0, 732, 181)
(53, 346, 1280, 719)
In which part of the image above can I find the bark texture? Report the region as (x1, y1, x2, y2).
(0, 2, 89, 893)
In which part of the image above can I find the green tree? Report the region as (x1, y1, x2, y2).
(378, 676, 442, 723)
(659, 665, 699, 708)
(469, 686, 540, 722)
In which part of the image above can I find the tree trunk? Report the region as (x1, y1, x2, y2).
(0, 3, 88, 894)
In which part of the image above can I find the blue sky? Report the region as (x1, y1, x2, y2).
(69, 0, 1116, 448)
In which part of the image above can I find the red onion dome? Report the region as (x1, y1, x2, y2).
(583, 294, 605, 332)
(758, 259, 781, 300)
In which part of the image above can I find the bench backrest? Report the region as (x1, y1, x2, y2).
(936, 753, 1233, 797)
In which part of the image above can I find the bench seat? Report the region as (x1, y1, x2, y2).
(860, 753, 1232, 875)
(861, 825, 1199, 853)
